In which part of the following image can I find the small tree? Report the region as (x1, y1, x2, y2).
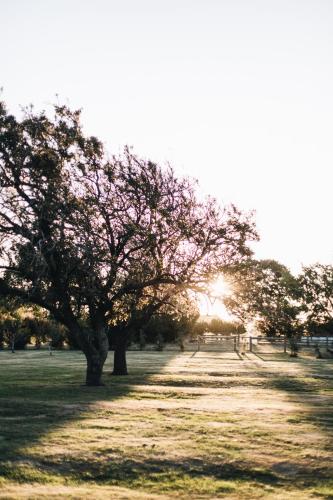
(289, 335, 299, 357)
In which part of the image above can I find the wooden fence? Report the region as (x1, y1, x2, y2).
(195, 334, 333, 355)
(196, 333, 245, 352)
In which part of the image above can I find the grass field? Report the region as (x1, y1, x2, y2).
(0, 349, 333, 499)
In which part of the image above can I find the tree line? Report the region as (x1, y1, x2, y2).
(0, 298, 245, 352)
(223, 260, 333, 338)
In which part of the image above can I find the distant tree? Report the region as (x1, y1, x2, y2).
(0, 100, 257, 385)
(208, 318, 245, 335)
(142, 291, 199, 345)
(0, 299, 69, 350)
(190, 318, 244, 339)
(0, 300, 31, 351)
(26, 316, 68, 349)
(224, 260, 302, 337)
(191, 320, 210, 338)
(299, 264, 333, 326)
(306, 319, 333, 338)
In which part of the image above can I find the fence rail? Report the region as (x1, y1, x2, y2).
(194, 334, 333, 354)
(196, 334, 245, 352)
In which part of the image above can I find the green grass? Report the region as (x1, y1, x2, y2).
(0, 349, 333, 498)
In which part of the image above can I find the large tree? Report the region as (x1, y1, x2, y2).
(223, 260, 302, 337)
(299, 264, 333, 326)
(0, 101, 257, 385)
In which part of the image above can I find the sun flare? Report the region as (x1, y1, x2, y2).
(198, 276, 231, 319)
(209, 276, 230, 299)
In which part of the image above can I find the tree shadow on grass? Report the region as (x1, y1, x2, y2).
(1, 350, 333, 497)
(0, 349, 280, 494)
(251, 351, 289, 362)
(267, 359, 333, 436)
(2, 446, 331, 496)
(265, 363, 333, 495)
(7, 455, 282, 487)
(0, 351, 179, 468)
(188, 353, 243, 362)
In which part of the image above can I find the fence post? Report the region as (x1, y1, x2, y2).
(234, 336, 237, 352)
(284, 336, 287, 353)
(249, 337, 252, 352)
(197, 337, 200, 352)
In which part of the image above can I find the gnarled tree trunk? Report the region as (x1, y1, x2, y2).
(112, 333, 129, 375)
(70, 321, 109, 386)
(85, 352, 107, 385)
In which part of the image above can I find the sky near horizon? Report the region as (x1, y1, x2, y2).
(1, 0, 333, 282)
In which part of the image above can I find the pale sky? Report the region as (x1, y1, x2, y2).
(1, 0, 333, 283)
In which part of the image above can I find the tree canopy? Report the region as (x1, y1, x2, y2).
(299, 264, 333, 325)
(223, 260, 302, 337)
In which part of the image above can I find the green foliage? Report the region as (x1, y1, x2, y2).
(306, 319, 333, 337)
(0, 301, 31, 350)
(288, 335, 299, 357)
(0, 299, 69, 350)
(191, 318, 245, 338)
(139, 299, 199, 345)
(153, 293, 198, 344)
(224, 260, 302, 337)
(299, 264, 333, 326)
(209, 318, 245, 335)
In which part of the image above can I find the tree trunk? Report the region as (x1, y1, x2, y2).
(85, 354, 106, 385)
(112, 335, 128, 375)
(77, 324, 109, 386)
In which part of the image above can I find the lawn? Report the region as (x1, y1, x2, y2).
(0, 349, 332, 499)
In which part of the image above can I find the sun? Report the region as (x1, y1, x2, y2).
(209, 276, 230, 299)
(198, 275, 232, 319)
